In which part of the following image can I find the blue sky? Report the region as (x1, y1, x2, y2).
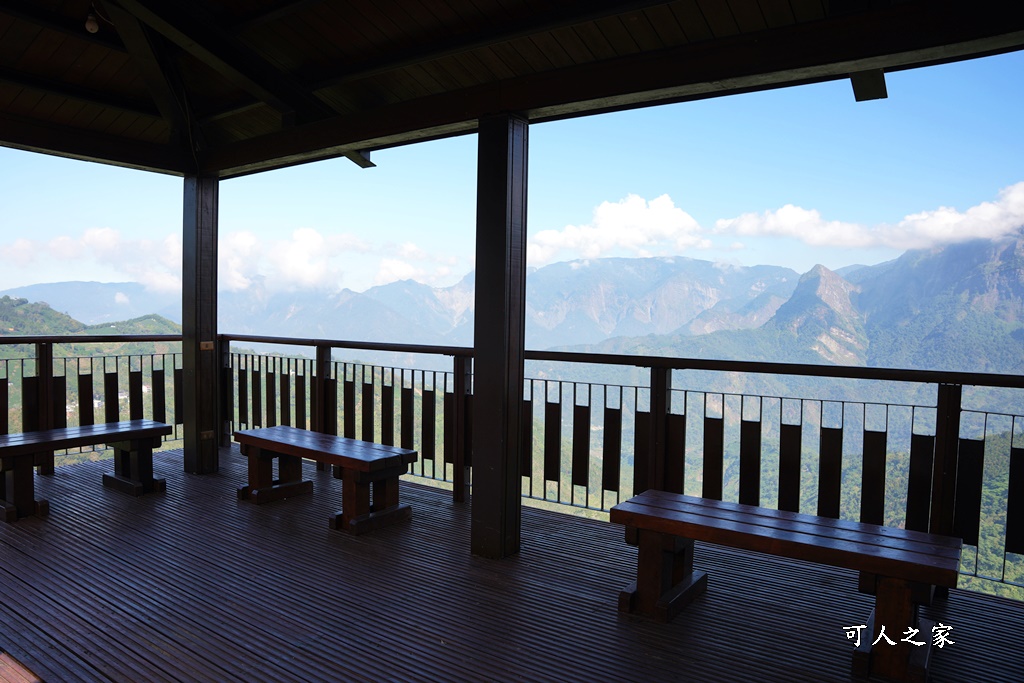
(1, 50, 1022, 296)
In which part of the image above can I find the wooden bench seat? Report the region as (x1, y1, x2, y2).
(610, 490, 962, 683)
(234, 425, 418, 535)
(0, 419, 173, 522)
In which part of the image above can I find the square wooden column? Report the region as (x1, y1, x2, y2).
(471, 114, 529, 558)
(182, 175, 220, 474)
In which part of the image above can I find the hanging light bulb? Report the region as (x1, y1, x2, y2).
(85, 11, 99, 34)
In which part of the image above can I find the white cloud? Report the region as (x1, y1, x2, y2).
(715, 181, 1024, 250)
(114, 292, 130, 305)
(375, 258, 424, 285)
(528, 194, 710, 267)
(0, 238, 36, 265)
(715, 205, 866, 246)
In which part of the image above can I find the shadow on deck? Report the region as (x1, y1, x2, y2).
(1, 446, 1021, 682)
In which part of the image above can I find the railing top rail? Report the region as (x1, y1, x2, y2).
(525, 350, 1024, 390)
(0, 334, 182, 344)
(220, 333, 473, 358)
(5, 333, 1020, 391)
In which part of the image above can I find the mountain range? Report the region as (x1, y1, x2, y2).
(2, 231, 1022, 374)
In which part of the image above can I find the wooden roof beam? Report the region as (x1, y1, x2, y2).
(0, 113, 187, 174)
(107, 0, 333, 123)
(202, 1, 1024, 178)
(102, 2, 205, 161)
(229, 0, 324, 32)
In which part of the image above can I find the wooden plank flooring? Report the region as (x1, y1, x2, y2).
(1, 446, 1021, 682)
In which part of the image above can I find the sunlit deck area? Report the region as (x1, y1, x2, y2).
(1, 448, 1021, 683)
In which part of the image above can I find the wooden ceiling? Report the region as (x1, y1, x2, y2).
(2, 0, 1023, 178)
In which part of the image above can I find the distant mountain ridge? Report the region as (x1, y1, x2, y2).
(2, 230, 1022, 373)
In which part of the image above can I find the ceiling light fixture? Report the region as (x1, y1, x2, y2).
(85, 12, 99, 33)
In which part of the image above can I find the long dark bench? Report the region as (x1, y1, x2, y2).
(234, 425, 418, 535)
(0, 419, 173, 521)
(610, 489, 962, 683)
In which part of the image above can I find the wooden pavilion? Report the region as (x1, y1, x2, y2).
(3, 4, 1024, 681)
(4, 0, 1023, 558)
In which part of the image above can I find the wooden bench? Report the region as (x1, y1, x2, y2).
(610, 490, 962, 683)
(0, 419, 174, 522)
(234, 425, 418, 535)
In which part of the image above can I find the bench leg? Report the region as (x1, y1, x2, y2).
(329, 465, 411, 535)
(619, 528, 707, 623)
(237, 447, 313, 504)
(2, 455, 49, 522)
(852, 576, 935, 683)
(103, 439, 166, 497)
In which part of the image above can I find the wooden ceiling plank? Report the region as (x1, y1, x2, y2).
(669, 0, 715, 42)
(591, 16, 642, 57)
(621, 10, 669, 51)
(568, 22, 618, 61)
(525, 32, 576, 69)
(110, 0, 332, 121)
(1, 0, 127, 52)
(0, 65, 159, 118)
(758, 0, 796, 28)
(726, 0, 769, 33)
(696, 0, 741, 37)
(543, 26, 595, 65)
(789, 0, 826, 22)
(310, 0, 675, 90)
(643, 5, 690, 48)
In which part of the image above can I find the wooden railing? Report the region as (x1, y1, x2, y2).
(0, 336, 185, 459)
(2, 333, 1022, 591)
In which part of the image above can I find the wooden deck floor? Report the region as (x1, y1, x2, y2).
(1, 447, 1021, 682)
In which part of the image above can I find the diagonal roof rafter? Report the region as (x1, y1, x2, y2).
(106, 0, 333, 125)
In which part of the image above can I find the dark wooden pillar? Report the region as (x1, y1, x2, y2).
(930, 383, 962, 536)
(182, 175, 220, 474)
(471, 113, 528, 558)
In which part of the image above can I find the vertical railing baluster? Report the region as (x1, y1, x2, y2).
(702, 395, 724, 501)
(265, 357, 278, 428)
(738, 396, 761, 507)
(544, 381, 561, 485)
(363, 366, 377, 443)
(602, 386, 623, 503)
(452, 355, 472, 503)
(279, 358, 291, 427)
(0, 359, 8, 435)
(294, 363, 306, 430)
(571, 385, 591, 492)
(129, 357, 143, 420)
(152, 363, 166, 426)
(952, 434, 986, 547)
(861, 405, 888, 525)
(401, 370, 414, 450)
(1005, 421, 1024, 556)
(647, 366, 671, 494)
(665, 394, 686, 495)
(343, 364, 356, 439)
(104, 358, 120, 424)
(382, 368, 395, 446)
(818, 402, 844, 520)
